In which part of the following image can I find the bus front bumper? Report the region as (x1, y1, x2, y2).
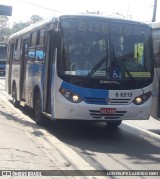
(54, 97, 152, 121)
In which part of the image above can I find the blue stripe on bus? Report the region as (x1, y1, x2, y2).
(61, 81, 109, 104)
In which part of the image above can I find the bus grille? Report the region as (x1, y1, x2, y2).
(0, 67, 6, 76)
(0, 67, 5, 71)
(89, 110, 127, 119)
(84, 97, 130, 105)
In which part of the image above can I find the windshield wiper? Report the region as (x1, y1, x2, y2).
(87, 42, 109, 78)
(86, 56, 107, 78)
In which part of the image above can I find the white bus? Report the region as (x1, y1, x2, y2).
(151, 22, 160, 119)
(6, 13, 154, 127)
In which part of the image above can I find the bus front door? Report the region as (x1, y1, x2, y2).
(44, 30, 56, 114)
(20, 39, 29, 101)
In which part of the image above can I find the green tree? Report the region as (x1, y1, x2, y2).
(0, 15, 10, 41)
(30, 15, 43, 24)
(11, 21, 30, 33)
(0, 15, 43, 41)
(0, 15, 9, 30)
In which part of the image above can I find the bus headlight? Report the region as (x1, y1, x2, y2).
(132, 91, 152, 105)
(59, 88, 83, 103)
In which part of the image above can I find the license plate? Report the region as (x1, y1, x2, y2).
(100, 108, 116, 114)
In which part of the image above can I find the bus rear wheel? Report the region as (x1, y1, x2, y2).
(12, 84, 20, 108)
(106, 120, 122, 128)
(34, 91, 43, 125)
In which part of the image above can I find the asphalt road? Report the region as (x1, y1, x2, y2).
(0, 77, 160, 179)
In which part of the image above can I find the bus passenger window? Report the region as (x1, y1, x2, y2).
(12, 46, 16, 62)
(13, 38, 21, 62)
(28, 49, 35, 61)
(39, 29, 45, 45)
(16, 38, 21, 50)
(30, 32, 37, 46)
(35, 48, 45, 61)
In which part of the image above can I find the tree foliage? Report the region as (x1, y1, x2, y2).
(12, 21, 30, 33)
(30, 15, 43, 24)
(0, 15, 9, 30)
(0, 15, 43, 41)
(0, 15, 10, 41)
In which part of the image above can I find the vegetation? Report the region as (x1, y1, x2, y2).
(0, 15, 43, 42)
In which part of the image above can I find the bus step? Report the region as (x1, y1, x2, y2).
(43, 112, 52, 119)
(20, 101, 26, 107)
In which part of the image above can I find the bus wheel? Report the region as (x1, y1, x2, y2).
(34, 91, 43, 125)
(12, 84, 19, 108)
(106, 120, 122, 128)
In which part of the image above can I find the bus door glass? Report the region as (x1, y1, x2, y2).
(44, 29, 56, 113)
(21, 38, 29, 100)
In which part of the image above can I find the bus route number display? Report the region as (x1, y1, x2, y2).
(115, 92, 133, 98)
(79, 21, 109, 33)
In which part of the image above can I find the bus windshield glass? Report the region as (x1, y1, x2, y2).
(59, 18, 152, 80)
(0, 46, 7, 60)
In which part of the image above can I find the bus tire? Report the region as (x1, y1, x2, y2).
(12, 84, 20, 108)
(106, 120, 122, 128)
(34, 91, 43, 125)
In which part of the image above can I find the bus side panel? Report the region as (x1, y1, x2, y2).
(50, 64, 55, 118)
(5, 43, 13, 94)
(151, 68, 160, 119)
(12, 63, 21, 100)
(5, 58, 10, 93)
(6, 40, 21, 100)
(5, 63, 9, 93)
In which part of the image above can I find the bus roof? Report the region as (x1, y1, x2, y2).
(9, 12, 149, 40)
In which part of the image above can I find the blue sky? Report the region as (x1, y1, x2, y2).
(1, 0, 160, 24)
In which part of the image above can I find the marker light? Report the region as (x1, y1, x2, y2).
(133, 91, 152, 105)
(59, 88, 83, 103)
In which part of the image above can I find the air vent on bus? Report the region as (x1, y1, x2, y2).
(84, 97, 130, 105)
(89, 110, 127, 119)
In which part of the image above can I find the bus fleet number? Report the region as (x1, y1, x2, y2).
(115, 92, 133, 98)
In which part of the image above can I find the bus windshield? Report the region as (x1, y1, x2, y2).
(58, 18, 152, 80)
(0, 47, 7, 60)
